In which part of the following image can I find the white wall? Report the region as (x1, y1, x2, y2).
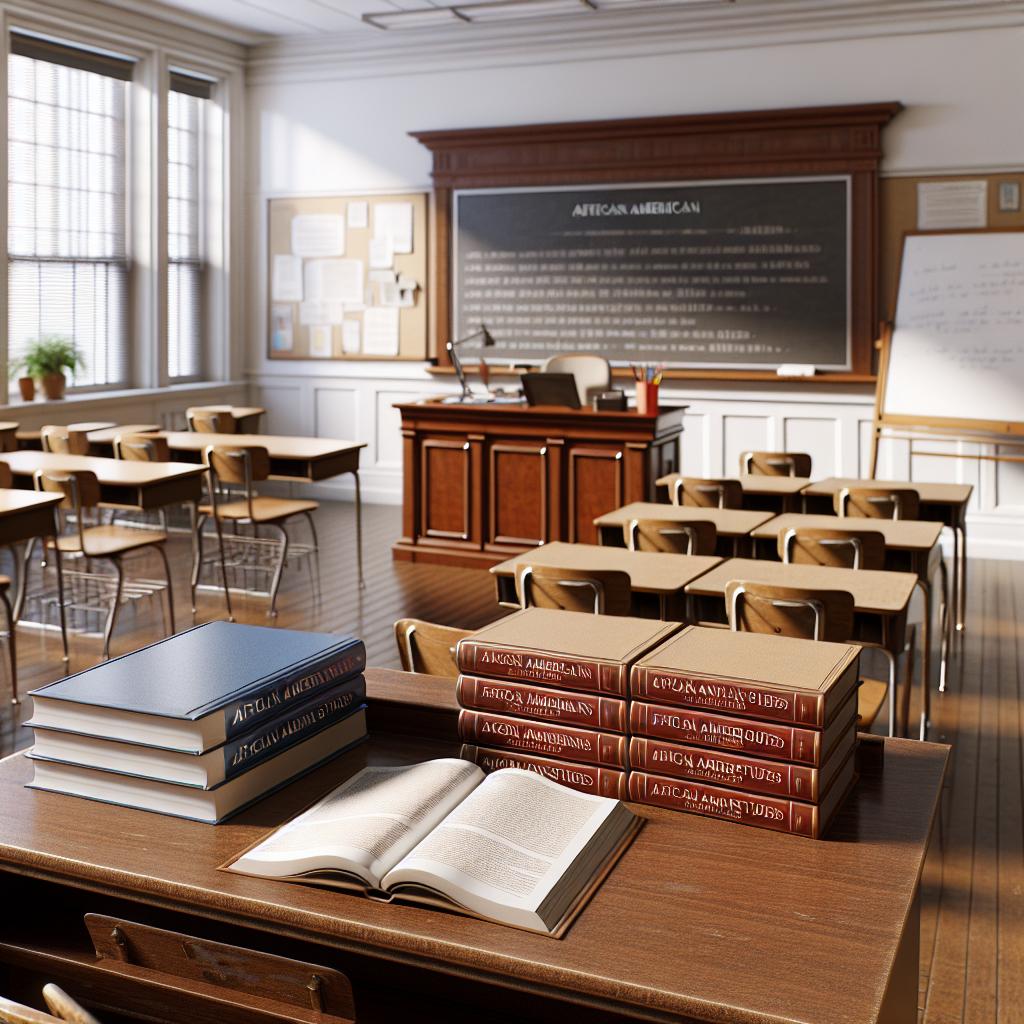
(245, 18, 1024, 555)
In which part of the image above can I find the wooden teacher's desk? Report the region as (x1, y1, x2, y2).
(393, 399, 684, 568)
(490, 540, 720, 618)
(0, 669, 946, 1024)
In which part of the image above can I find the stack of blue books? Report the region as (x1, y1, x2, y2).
(25, 621, 368, 823)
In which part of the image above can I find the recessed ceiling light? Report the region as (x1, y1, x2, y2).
(362, 7, 467, 29)
(453, 0, 592, 22)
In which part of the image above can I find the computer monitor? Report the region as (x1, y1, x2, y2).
(521, 372, 581, 409)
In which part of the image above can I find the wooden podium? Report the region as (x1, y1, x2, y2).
(393, 400, 684, 568)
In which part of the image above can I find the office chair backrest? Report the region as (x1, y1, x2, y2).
(740, 450, 812, 477)
(186, 408, 237, 434)
(835, 486, 920, 521)
(541, 354, 611, 405)
(114, 433, 170, 463)
(41, 425, 89, 456)
(778, 527, 886, 571)
(725, 580, 855, 643)
(625, 517, 717, 556)
(0, 463, 12, 489)
(671, 476, 743, 509)
(393, 618, 472, 677)
(515, 564, 632, 616)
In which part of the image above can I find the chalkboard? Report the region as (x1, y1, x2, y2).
(452, 179, 851, 369)
(881, 230, 1024, 434)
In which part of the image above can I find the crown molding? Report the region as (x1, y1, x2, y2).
(246, 0, 1024, 85)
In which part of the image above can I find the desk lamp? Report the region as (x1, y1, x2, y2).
(447, 324, 496, 401)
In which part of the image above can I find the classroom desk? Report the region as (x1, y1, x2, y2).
(15, 421, 118, 451)
(685, 558, 919, 737)
(490, 540, 721, 619)
(0, 668, 947, 1024)
(593, 501, 773, 557)
(750, 513, 948, 714)
(656, 472, 813, 513)
(801, 477, 973, 649)
(0, 490, 68, 675)
(188, 404, 265, 432)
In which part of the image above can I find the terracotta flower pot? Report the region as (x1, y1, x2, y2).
(41, 373, 66, 400)
(17, 376, 35, 402)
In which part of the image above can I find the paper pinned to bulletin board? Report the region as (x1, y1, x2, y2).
(267, 193, 428, 360)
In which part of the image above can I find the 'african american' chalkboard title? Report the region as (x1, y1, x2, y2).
(453, 178, 851, 370)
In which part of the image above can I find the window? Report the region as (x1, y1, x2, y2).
(167, 72, 211, 381)
(7, 35, 131, 390)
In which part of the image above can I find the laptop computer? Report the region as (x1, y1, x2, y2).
(521, 373, 581, 409)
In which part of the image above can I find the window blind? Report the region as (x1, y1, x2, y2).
(8, 42, 130, 389)
(167, 82, 205, 380)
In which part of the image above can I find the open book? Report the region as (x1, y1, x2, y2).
(226, 758, 640, 936)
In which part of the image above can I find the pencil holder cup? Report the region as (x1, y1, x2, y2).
(636, 382, 659, 415)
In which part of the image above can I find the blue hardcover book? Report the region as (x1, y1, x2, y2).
(28, 676, 368, 788)
(27, 621, 365, 754)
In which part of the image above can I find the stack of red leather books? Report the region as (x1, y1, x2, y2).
(456, 608, 678, 800)
(627, 626, 861, 839)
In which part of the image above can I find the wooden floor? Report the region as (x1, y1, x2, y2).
(0, 499, 1020, 1023)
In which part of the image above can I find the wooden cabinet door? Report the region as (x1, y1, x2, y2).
(567, 446, 624, 544)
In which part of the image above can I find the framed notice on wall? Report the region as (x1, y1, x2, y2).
(267, 193, 428, 361)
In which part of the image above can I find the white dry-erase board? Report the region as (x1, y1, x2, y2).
(267, 193, 428, 361)
(879, 230, 1024, 435)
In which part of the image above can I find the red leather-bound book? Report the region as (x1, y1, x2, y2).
(461, 744, 628, 799)
(458, 710, 628, 768)
(457, 675, 627, 732)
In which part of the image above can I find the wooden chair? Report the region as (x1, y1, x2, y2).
(515, 564, 632, 616)
(725, 580, 901, 732)
(113, 433, 170, 463)
(35, 469, 174, 658)
(835, 486, 920, 520)
(0, 984, 102, 1023)
(778, 527, 886, 571)
(625, 517, 717, 556)
(40, 425, 90, 456)
(0, 463, 12, 489)
(198, 445, 319, 617)
(740, 451, 812, 477)
(0, 422, 19, 453)
(394, 618, 472, 677)
(186, 407, 237, 434)
(669, 476, 743, 509)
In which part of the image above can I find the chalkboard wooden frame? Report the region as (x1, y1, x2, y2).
(413, 103, 902, 383)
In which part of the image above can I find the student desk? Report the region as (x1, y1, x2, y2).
(490, 541, 721, 619)
(749, 513, 949, 705)
(656, 471, 813, 513)
(593, 501, 773, 557)
(15, 422, 118, 451)
(0, 668, 947, 1024)
(685, 558, 920, 738)
(0, 490, 68, 670)
(801, 477, 973, 647)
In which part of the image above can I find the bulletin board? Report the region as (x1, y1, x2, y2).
(267, 193, 428, 361)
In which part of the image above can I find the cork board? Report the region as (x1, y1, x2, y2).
(267, 193, 428, 360)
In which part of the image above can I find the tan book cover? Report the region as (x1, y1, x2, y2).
(458, 609, 681, 697)
(631, 626, 860, 727)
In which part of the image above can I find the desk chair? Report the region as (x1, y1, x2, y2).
(186, 407, 236, 434)
(197, 445, 319, 617)
(669, 477, 743, 509)
(515, 564, 632, 616)
(625, 517, 717, 556)
(541, 354, 611, 405)
(779, 527, 886, 571)
(740, 451, 812, 477)
(725, 580, 902, 733)
(40, 425, 90, 456)
(0, 984, 102, 1023)
(394, 618, 471, 677)
(35, 469, 174, 659)
(835, 486, 920, 521)
(113, 433, 172, 531)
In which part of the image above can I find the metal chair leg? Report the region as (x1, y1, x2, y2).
(353, 471, 364, 588)
(102, 560, 126, 660)
(1, 587, 17, 706)
(53, 544, 69, 664)
(937, 557, 950, 693)
(155, 543, 176, 636)
(212, 514, 234, 622)
(881, 646, 898, 739)
(15, 538, 37, 623)
(190, 510, 205, 613)
(268, 524, 289, 619)
(303, 510, 321, 601)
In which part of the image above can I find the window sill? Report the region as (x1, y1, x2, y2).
(1, 380, 248, 417)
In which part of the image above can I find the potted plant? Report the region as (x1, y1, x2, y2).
(9, 358, 35, 401)
(22, 335, 83, 400)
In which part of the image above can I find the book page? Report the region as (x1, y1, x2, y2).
(382, 768, 620, 924)
(229, 759, 482, 887)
